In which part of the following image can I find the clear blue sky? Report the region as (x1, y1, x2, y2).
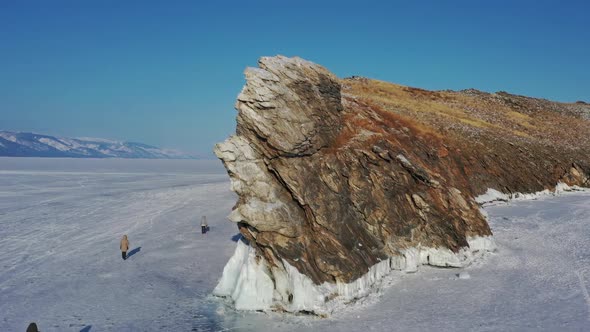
(1, 1, 588, 156)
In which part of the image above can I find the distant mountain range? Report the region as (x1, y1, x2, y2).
(0, 131, 198, 159)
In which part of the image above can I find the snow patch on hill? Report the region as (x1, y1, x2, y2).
(38, 137, 71, 151)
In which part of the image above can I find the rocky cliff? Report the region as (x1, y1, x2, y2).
(213, 56, 590, 314)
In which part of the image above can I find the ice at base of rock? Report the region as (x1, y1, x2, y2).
(213, 236, 496, 315)
(475, 182, 589, 205)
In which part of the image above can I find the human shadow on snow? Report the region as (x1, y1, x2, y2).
(127, 247, 141, 259)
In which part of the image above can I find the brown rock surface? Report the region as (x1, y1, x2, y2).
(215, 56, 590, 294)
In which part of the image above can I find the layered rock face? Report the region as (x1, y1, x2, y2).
(214, 56, 590, 313)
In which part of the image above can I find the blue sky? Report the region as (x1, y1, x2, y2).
(1, 1, 588, 156)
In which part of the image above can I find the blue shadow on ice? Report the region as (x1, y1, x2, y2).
(231, 234, 242, 242)
(80, 325, 92, 332)
(127, 247, 141, 259)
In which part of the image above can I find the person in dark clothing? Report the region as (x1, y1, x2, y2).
(201, 216, 208, 234)
(26, 322, 39, 332)
(120, 234, 129, 260)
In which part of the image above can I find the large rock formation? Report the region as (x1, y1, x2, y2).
(213, 56, 590, 314)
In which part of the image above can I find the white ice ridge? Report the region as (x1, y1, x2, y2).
(213, 236, 496, 315)
(212, 239, 274, 310)
(475, 182, 590, 205)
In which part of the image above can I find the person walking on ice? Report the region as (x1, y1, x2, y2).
(120, 234, 129, 260)
(201, 216, 208, 234)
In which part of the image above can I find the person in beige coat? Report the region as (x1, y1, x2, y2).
(120, 235, 129, 260)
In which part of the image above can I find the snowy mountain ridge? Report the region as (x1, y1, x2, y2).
(0, 131, 198, 159)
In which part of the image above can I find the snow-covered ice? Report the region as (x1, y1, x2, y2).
(0, 158, 235, 331)
(2, 157, 590, 331)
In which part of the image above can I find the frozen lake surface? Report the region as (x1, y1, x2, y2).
(1, 157, 590, 331)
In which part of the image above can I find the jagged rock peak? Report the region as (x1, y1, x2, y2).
(235, 55, 343, 157)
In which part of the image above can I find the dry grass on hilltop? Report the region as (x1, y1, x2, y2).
(341, 77, 590, 152)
